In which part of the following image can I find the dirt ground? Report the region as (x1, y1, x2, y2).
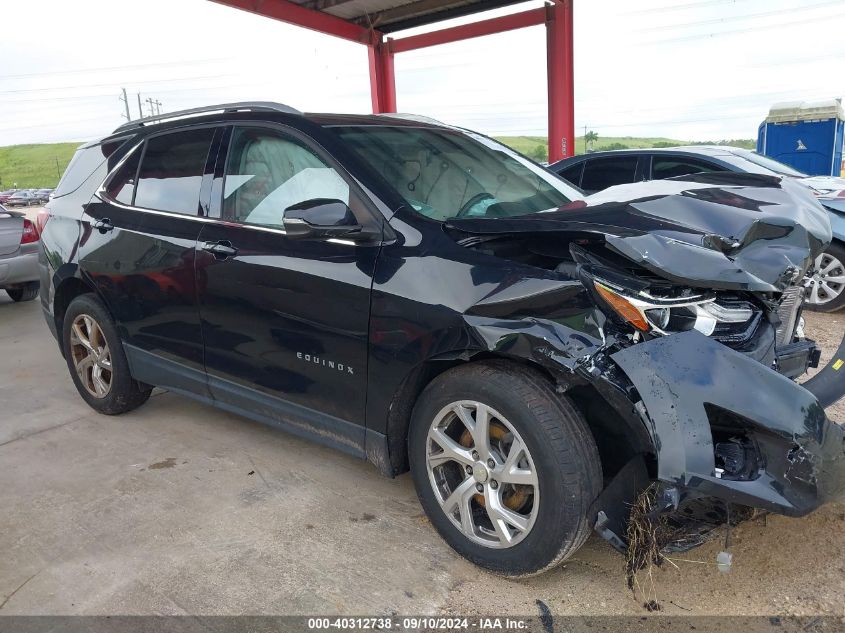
(1, 214, 844, 617)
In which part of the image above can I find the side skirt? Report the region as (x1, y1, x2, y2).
(123, 344, 391, 472)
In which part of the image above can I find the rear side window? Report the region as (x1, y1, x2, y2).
(106, 147, 141, 205)
(134, 128, 215, 215)
(580, 157, 638, 192)
(53, 145, 109, 198)
(559, 162, 584, 187)
(652, 157, 719, 180)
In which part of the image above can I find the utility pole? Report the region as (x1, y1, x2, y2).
(55, 157, 60, 179)
(145, 97, 159, 117)
(153, 99, 163, 115)
(119, 88, 131, 121)
(137, 93, 144, 119)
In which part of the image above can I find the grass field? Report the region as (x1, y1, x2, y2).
(0, 142, 81, 189)
(0, 135, 757, 188)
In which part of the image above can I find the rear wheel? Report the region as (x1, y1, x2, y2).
(62, 294, 151, 415)
(6, 281, 39, 302)
(805, 241, 845, 312)
(409, 361, 602, 577)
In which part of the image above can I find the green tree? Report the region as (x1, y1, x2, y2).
(584, 130, 599, 152)
(529, 144, 548, 163)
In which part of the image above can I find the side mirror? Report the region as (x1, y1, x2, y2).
(283, 198, 363, 240)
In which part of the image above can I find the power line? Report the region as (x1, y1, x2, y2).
(0, 73, 232, 95)
(0, 58, 228, 81)
(636, 0, 845, 33)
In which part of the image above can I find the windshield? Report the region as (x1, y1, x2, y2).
(331, 125, 581, 221)
(726, 149, 807, 177)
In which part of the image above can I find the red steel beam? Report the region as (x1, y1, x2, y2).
(546, 1, 574, 162)
(210, 0, 379, 44)
(368, 37, 397, 113)
(389, 7, 546, 53)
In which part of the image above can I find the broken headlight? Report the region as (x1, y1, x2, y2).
(594, 280, 754, 337)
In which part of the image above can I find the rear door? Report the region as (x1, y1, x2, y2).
(649, 155, 723, 180)
(579, 155, 639, 193)
(80, 125, 221, 395)
(195, 123, 382, 455)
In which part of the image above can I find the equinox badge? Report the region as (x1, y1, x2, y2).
(296, 352, 354, 375)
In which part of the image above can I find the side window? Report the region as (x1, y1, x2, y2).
(559, 162, 584, 187)
(223, 127, 350, 229)
(652, 157, 719, 180)
(134, 128, 215, 215)
(106, 146, 141, 205)
(580, 157, 638, 192)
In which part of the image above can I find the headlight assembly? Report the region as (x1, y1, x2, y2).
(594, 280, 754, 337)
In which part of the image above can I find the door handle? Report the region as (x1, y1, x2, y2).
(201, 240, 238, 260)
(93, 218, 114, 233)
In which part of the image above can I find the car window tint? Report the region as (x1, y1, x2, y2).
(106, 146, 142, 205)
(53, 145, 109, 199)
(559, 162, 584, 187)
(580, 157, 638, 192)
(223, 127, 349, 229)
(652, 157, 719, 180)
(134, 128, 214, 215)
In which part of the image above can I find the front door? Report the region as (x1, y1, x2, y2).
(195, 124, 381, 455)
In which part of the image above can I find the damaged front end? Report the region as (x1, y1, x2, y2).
(448, 173, 845, 554)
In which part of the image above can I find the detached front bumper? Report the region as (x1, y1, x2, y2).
(611, 330, 845, 517)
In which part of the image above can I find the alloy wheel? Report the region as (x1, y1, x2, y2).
(69, 314, 112, 398)
(805, 252, 845, 306)
(425, 400, 539, 549)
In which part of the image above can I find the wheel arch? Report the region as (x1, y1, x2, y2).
(381, 352, 657, 483)
(52, 274, 102, 356)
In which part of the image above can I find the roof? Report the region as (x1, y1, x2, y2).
(765, 99, 845, 124)
(551, 146, 746, 163)
(103, 102, 455, 144)
(287, 0, 528, 33)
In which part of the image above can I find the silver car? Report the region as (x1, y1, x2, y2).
(0, 205, 39, 301)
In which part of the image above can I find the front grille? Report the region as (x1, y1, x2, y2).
(776, 286, 804, 347)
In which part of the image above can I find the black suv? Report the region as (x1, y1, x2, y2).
(39, 102, 845, 576)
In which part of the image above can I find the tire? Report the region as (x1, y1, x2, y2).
(62, 294, 151, 415)
(409, 361, 602, 577)
(805, 241, 845, 313)
(6, 281, 39, 302)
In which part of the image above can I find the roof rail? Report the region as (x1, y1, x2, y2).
(376, 113, 446, 126)
(113, 101, 302, 133)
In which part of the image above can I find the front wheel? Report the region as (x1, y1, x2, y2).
(409, 361, 602, 577)
(805, 241, 845, 312)
(62, 294, 152, 415)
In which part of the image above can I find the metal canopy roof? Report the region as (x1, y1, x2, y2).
(291, 0, 527, 33)
(210, 0, 575, 162)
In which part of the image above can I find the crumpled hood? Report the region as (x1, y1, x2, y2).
(448, 173, 832, 292)
(797, 175, 845, 194)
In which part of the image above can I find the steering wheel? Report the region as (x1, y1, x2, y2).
(456, 193, 496, 218)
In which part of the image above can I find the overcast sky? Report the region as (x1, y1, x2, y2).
(2, 0, 844, 146)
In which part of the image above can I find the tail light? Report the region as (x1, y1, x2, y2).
(35, 208, 50, 235)
(21, 218, 39, 244)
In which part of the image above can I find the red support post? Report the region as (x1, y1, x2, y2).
(368, 36, 397, 113)
(390, 7, 547, 54)
(546, 0, 574, 163)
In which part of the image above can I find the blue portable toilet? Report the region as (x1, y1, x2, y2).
(757, 99, 845, 176)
